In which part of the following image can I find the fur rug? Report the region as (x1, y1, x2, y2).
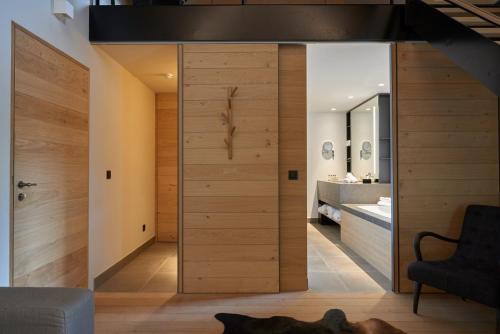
(215, 309, 406, 334)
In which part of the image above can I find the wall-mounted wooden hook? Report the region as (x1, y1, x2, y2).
(222, 86, 238, 159)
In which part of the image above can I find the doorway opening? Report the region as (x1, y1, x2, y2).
(306, 43, 393, 293)
(93, 45, 179, 293)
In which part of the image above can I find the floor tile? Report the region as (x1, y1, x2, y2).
(96, 242, 177, 293)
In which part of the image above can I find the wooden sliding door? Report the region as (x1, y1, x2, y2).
(395, 42, 499, 292)
(181, 44, 279, 293)
(12, 25, 89, 287)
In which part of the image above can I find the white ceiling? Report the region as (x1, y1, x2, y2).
(98, 44, 178, 93)
(307, 43, 390, 113)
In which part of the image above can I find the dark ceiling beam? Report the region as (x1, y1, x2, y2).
(89, 5, 420, 43)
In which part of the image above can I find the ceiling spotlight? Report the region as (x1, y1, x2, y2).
(331, 107, 337, 111)
(348, 95, 354, 99)
(378, 83, 385, 87)
(365, 107, 371, 111)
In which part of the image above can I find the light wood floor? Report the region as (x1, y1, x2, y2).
(94, 291, 496, 333)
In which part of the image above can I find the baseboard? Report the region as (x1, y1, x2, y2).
(94, 236, 155, 289)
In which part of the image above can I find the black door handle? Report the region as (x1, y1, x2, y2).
(17, 181, 38, 189)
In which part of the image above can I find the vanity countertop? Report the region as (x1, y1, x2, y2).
(340, 203, 391, 230)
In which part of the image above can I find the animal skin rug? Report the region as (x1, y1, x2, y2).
(215, 309, 406, 334)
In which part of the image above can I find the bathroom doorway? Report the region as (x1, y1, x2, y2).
(306, 43, 394, 293)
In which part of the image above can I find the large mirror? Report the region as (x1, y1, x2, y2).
(349, 95, 379, 179)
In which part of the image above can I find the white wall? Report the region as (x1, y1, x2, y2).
(307, 112, 346, 219)
(0, 0, 156, 286)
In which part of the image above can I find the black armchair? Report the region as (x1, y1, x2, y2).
(407, 205, 500, 327)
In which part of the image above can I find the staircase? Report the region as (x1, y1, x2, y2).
(406, 0, 500, 95)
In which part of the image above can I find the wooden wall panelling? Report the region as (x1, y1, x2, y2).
(182, 44, 279, 293)
(157, 93, 178, 242)
(396, 42, 499, 292)
(12, 25, 89, 287)
(278, 45, 308, 291)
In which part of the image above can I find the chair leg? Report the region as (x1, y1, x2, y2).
(413, 282, 422, 314)
(496, 309, 499, 334)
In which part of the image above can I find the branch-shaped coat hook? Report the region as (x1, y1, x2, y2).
(222, 86, 238, 159)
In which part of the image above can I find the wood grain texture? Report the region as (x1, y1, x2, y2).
(341, 211, 392, 279)
(94, 292, 497, 334)
(182, 44, 279, 293)
(395, 42, 499, 292)
(12, 26, 89, 288)
(278, 45, 308, 291)
(157, 93, 178, 242)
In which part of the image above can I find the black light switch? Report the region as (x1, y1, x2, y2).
(106, 170, 112, 179)
(288, 170, 298, 180)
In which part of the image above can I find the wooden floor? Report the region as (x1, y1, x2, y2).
(95, 291, 496, 333)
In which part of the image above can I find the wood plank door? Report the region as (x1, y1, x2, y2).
(12, 25, 89, 287)
(395, 42, 499, 292)
(181, 44, 279, 293)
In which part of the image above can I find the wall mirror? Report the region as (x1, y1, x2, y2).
(322, 141, 334, 160)
(346, 93, 391, 183)
(349, 95, 379, 178)
(360, 141, 372, 160)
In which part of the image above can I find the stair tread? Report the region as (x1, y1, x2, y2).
(437, 6, 500, 15)
(425, 0, 499, 6)
(473, 27, 500, 37)
(455, 17, 495, 26)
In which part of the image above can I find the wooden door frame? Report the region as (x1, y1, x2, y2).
(177, 44, 184, 293)
(9, 22, 90, 287)
(175, 42, 398, 294)
(390, 43, 400, 293)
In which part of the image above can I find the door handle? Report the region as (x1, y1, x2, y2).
(17, 181, 38, 189)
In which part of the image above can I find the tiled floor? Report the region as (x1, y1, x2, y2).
(308, 222, 390, 293)
(96, 242, 177, 292)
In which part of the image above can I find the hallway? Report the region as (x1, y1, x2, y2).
(96, 243, 177, 293)
(307, 222, 390, 293)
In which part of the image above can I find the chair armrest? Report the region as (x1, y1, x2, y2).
(413, 231, 459, 261)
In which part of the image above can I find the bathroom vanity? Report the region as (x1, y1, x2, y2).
(317, 180, 392, 280)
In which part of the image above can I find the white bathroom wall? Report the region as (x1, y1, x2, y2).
(0, 0, 156, 286)
(307, 112, 346, 219)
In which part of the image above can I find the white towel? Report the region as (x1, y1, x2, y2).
(343, 172, 358, 183)
(377, 197, 391, 206)
(331, 208, 341, 223)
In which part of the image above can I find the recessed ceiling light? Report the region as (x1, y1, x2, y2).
(331, 107, 337, 111)
(378, 83, 385, 87)
(365, 107, 371, 111)
(348, 95, 354, 99)
(167, 73, 174, 79)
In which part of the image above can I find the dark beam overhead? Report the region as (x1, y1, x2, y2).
(89, 5, 420, 43)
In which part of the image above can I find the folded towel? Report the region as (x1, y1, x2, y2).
(343, 172, 358, 183)
(318, 205, 341, 223)
(377, 197, 391, 206)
